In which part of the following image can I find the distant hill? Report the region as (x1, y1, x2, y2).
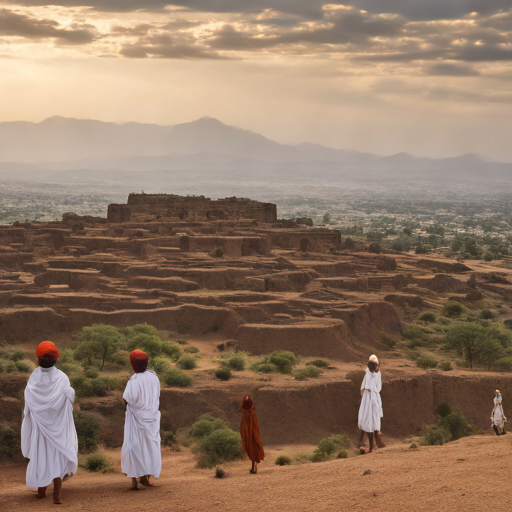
(0, 116, 511, 184)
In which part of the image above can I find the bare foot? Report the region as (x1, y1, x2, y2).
(140, 475, 154, 487)
(53, 497, 62, 505)
(130, 478, 140, 490)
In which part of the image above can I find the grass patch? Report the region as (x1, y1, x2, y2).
(294, 366, 322, 380)
(305, 359, 329, 368)
(418, 312, 436, 323)
(225, 354, 245, 371)
(439, 361, 453, 371)
(162, 368, 193, 388)
(177, 355, 198, 370)
(84, 452, 110, 473)
(250, 350, 297, 374)
(416, 355, 438, 369)
(184, 346, 200, 354)
(215, 367, 232, 381)
(312, 434, 352, 463)
(275, 455, 292, 466)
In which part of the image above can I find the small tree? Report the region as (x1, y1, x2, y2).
(444, 323, 484, 369)
(74, 324, 125, 369)
(323, 212, 331, 224)
(476, 338, 504, 371)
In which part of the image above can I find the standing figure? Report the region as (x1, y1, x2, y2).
(240, 395, 265, 474)
(121, 350, 162, 490)
(358, 354, 385, 454)
(491, 390, 507, 436)
(21, 341, 78, 505)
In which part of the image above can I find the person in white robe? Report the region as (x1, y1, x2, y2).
(358, 354, 385, 453)
(491, 390, 507, 435)
(21, 341, 78, 504)
(121, 350, 161, 490)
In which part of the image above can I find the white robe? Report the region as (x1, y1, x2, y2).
(358, 369, 383, 433)
(21, 366, 78, 488)
(491, 403, 506, 427)
(121, 371, 161, 479)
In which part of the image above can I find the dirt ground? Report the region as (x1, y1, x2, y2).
(1, 435, 509, 512)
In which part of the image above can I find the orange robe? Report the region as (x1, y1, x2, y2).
(240, 402, 265, 463)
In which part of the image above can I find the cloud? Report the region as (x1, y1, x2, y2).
(423, 62, 480, 77)
(120, 33, 227, 59)
(0, 8, 96, 44)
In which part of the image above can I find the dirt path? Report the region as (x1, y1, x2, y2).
(1, 435, 510, 512)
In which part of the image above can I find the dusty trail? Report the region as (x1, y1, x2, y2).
(1, 435, 510, 512)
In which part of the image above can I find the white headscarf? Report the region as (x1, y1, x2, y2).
(494, 390, 502, 405)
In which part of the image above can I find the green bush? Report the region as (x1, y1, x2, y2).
(162, 368, 193, 388)
(148, 356, 171, 375)
(215, 466, 225, 478)
(124, 323, 159, 339)
(74, 412, 101, 453)
(439, 361, 453, 371)
(421, 424, 451, 445)
(58, 362, 83, 377)
(479, 309, 495, 320)
(436, 403, 452, 418)
(313, 433, 352, 461)
(311, 451, 327, 463)
(275, 455, 292, 466)
(0, 424, 20, 460)
(495, 356, 512, 372)
(268, 351, 297, 374)
(190, 415, 228, 439)
(177, 355, 198, 370)
(74, 324, 125, 370)
(126, 333, 164, 358)
(197, 428, 242, 468)
(306, 359, 329, 368)
(184, 346, 199, 354)
(416, 355, 438, 369)
(403, 326, 429, 347)
(337, 450, 348, 459)
(85, 453, 110, 473)
(410, 443, 417, 449)
(161, 430, 178, 448)
(71, 376, 116, 398)
(443, 302, 464, 318)
(84, 368, 99, 379)
(215, 367, 232, 381)
(15, 361, 30, 373)
(6, 361, 17, 373)
(438, 411, 470, 441)
(250, 361, 277, 374)
(316, 438, 337, 456)
(9, 350, 25, 361)
(294, 366, 321, 380)
(161, 341, 182, 361)
(226, 355, 245, 371)
(418, 312, 436, 323)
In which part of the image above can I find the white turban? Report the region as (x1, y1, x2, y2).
(369, 354, 379, 364)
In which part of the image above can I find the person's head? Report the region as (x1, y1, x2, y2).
(36, 341, 59, 368)
(495, 389, 502, 405)
(368, 354, 379, 372)
(241, 395, 254, 410)
(130, 350, 148, 373)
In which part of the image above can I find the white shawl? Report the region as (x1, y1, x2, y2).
(121, 371, 161, 479)
(358, 369, 383, 433)
(21, 366, 78, 488)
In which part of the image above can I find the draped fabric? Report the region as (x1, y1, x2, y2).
(240, 400, 265, 464)
(358, 369, 383, 433)
(21, 367, 78, 488)
(121, 371, 161, 479)
(492, 403, 506, 427)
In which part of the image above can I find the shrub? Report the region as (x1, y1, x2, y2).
(438, 411, 470, 441)
(250, 362, 277, 374)
(436, 403, 452, 418)
(268, 351, 297, 374)
(313, 434, 352, 461)
(294, 366, 321, 380)
(311, 451, 328, 463)
(226, 355, 245, 371)
(275, 455, 292, 466)
(126, 333, 164, 358)
(58, 361, 83, 376)
(148, 356, 171, 375)
(74, 412, 101, 453)
(124, 323, 159, 339)
(410, 443, 417, 449)
(479, 309, 495, 320)
(416, 355, 438, 369)
(215, 367, 232, 381)
(421, 424, 451, 445)
(9, 350, 25, 361)
(6, 361, 17, 373)
(184, 346, 199, 354)
(162, 368, 193, 388)
(177, 355, 198, 370)
(403, 326, 429, 347)
(84, 368, 99, 379)
(161, 430, 178, 449)
(443, 302, 464, 318)
(418, 312, 436, 323)
(15, 361, 30, 373)
(316, 438, 336, 456)
(161, 340, 182, 361)
(495, 356, 512, 372)
(337, 450, 348, 459)
(197, 428, 242, 468)
(190, 415, 228, 439)
(215, 467, 225, 478)
(85, 453, 110, 473)
(306, 359, 329, 368)
(439, 361, 453, 371)
(0, 424, 20, 460)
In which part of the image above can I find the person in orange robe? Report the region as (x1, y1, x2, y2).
(240, 395, 264, 474)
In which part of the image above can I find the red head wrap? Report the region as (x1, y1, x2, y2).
(36, 341, 60, 360)
(241, 395, 254, 410)
(130, 350, 148, 373)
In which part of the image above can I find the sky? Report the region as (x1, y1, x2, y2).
(1, 1, 512, 160)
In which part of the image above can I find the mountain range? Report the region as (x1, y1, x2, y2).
(0, 116, 511, 185)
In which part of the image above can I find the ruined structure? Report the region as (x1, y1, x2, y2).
(107, 194, 277, 223)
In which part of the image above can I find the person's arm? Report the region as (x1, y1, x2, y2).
(360, 371, 367, 396)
